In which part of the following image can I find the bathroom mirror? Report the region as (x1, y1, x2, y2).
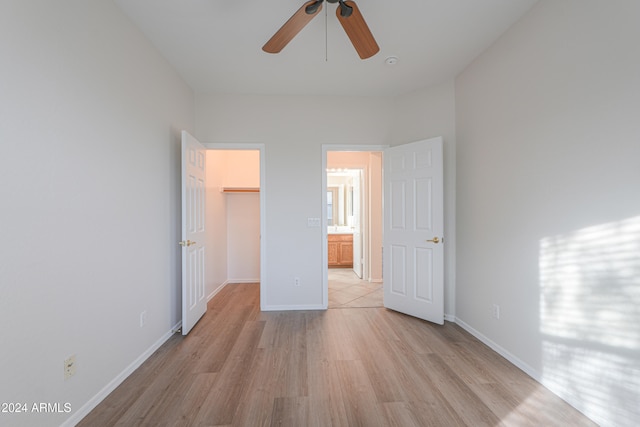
(327, 169, 360, 228)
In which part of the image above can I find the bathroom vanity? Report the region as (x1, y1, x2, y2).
(328, 233, 353, 268)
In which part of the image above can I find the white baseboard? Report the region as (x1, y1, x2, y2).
(227, 278, 260, 284)
(61, 321, 182, 427)
(207, 280, 229, 302)
(453, 317, 600, 425)
(262, 304, 326, 311)
(454, 316, 540, 381)
(444, 313, 456, 322)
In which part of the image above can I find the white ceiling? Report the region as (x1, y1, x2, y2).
(114, 0, 538, 97)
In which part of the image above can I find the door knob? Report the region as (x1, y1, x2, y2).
(179, 240, 197, 247)
(426, 237, 440, 244)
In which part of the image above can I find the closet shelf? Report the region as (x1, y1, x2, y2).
(221, 187, 260, 193)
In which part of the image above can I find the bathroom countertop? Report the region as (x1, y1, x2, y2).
(328, 227, 354, 234)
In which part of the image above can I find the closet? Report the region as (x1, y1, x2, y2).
(205, 150, 260, 290)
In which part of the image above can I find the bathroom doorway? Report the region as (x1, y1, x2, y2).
(323, 147, 384, 308)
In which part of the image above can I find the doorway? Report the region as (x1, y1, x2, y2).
(322, 139, 445, 323)
(203, 143, 266, 309)
(323, 147, 384, 308)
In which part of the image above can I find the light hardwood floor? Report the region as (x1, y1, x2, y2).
(78, 283, 596, 426)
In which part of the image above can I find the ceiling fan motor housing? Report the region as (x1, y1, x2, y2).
(306, 0, 352, 17)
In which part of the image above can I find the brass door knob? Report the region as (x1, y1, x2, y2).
(426, 237, 440, 244)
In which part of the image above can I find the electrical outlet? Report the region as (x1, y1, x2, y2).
(64, 355, 76, 380)
(492, 304, 500, 320)
(140, 311, 147, 327)
(294, 277, 301, 287)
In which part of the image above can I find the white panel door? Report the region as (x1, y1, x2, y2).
(181, 131, 207, 335)
(383, 138, 444, 324)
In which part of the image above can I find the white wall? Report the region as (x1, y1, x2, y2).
(455, 1, 640, 425)
(0, 2, 194, 426)
(195, 90, 456, 311)
(195, 94, 392, 309)
(227, 193, 261, 282)
(221, 150, 261, 283)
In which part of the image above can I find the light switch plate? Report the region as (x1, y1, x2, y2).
(307, 218, 321, 227)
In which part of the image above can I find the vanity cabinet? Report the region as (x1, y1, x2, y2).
(328, 234, 353, 268)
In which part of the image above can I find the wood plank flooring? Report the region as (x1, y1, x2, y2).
(78, 283, 596, 426)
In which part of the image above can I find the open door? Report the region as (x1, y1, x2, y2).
(180, 131, 207, 335)
(383, 138, 444, 324)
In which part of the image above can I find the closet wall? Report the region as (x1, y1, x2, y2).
(205, 150, 260, 299)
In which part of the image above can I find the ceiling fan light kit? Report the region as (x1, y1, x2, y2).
(263, 0, 379, 60)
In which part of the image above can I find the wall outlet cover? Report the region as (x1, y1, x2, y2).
(64, 355, 76, 380)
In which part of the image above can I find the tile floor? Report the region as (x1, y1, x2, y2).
(328, 268, 383, 308)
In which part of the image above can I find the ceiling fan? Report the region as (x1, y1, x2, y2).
(262, 0, 380, 59)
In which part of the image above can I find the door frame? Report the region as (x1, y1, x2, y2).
(321, 144, 387, 308)
(204, 142, 267, 310)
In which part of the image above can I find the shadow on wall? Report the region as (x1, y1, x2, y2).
(539, 215, 640, 426)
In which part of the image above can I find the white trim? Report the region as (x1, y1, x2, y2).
(454, 316, 540, 380)
(262, 304, 326, 311)
(324, 144, 390, 152)
(443, 313, 456, 322)
(61, 322, 182, 427)
(453, 316, 597, 423)
(202, 142, 262, 150)
(207, 280, 229, 302)
(203, 142, 267, 312)
(226, 278, 260, 284)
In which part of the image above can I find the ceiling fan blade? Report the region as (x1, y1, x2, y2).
(263, 1, 323, 54)
(335, 1, 379, 59)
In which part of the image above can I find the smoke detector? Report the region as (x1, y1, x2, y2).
(385, 56, 399, 65)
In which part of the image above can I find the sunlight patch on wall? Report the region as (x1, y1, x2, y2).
(539, 215, 640, 427)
